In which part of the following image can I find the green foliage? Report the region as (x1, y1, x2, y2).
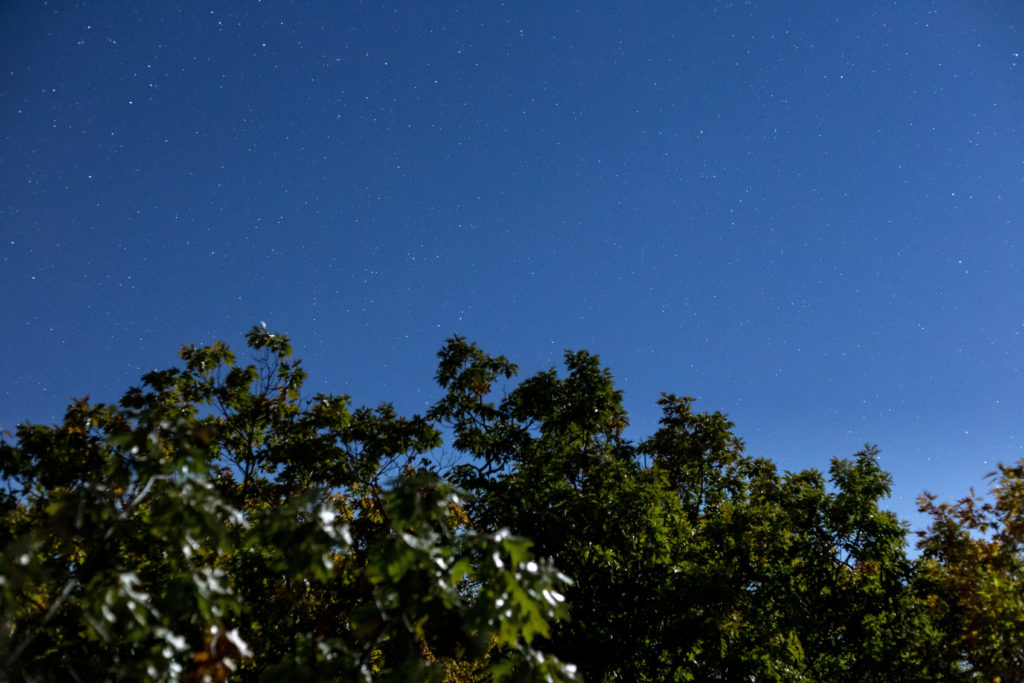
(2, 327, 1022, 681)
(915, 461, 1024, 681)
(0, 326, 576, 682)
(428, 336, 1013, 681)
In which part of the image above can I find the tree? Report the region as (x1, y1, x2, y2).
(5, 326, 1021, 681)
(690, 446, 927, 681)
(429, 337, 927, 681)
(429, 338, 682, 679)
(0, 326, 577, 682)
(915, 461, 1024, 681)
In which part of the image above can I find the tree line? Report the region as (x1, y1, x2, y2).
(2, 326, 1021, 681)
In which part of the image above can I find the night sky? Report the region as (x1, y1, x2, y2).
(3, 2, 1023, 531)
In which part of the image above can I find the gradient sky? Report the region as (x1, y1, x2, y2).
(2, 2, 1023, 532)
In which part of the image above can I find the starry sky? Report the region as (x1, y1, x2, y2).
(2, 2, 1023, 531)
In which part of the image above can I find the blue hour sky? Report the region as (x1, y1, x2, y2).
(2, 2, 1022, 532)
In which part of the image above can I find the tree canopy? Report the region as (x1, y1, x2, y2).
(2, 326, 1021, 681)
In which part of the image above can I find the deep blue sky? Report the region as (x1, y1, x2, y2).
(3, 2, 1023, 531)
